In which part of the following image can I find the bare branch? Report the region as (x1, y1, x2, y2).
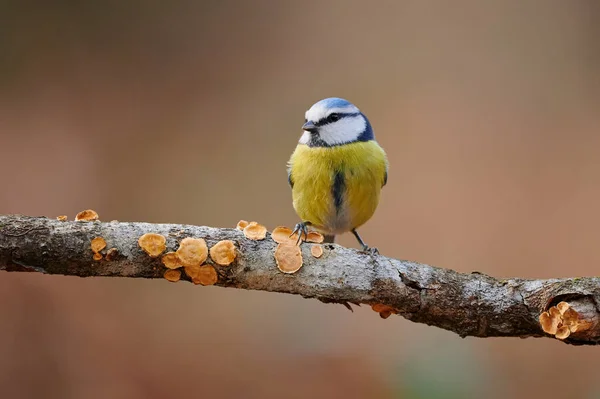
(1, 214, 599, 345)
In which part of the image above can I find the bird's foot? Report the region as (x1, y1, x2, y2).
(359, 246, 379, 255)
(290, 222, 309, 245)
(351, 229, 378, 255)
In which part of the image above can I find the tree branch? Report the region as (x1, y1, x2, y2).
(1, 214, 599, 345)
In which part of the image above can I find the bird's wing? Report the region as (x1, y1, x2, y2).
(383, 169, 388, 187)
(287, 161, 294, 188)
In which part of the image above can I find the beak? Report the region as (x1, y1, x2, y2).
(302, 121, 318, 133)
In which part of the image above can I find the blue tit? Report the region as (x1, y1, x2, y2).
(287, 97, 388, 251)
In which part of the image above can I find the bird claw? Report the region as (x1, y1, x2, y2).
(359, 246, 379, 255)
(290, 222, 309, 245)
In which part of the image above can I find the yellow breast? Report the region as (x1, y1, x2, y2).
(288, 141, 388, 235)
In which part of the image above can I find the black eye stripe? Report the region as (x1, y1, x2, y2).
(314, 112, 360, 127)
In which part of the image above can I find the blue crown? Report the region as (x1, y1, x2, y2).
(314, 97, 354, 109)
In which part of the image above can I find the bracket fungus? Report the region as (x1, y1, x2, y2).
(91, 237, 107, 253)
(310, 244, 323, 258)
(192, 265, 218, 286)
(138, 233, 167, 258)
(271, 225, 309, 245)
(306, 232, 324, 244)
(91, 237, 107, 261)
(184, 265, 200, 280)
(209, 240, 237, 266)
(75, 209, 99, 221)
(539, 301, 594, 340)
(271, 226, 295, 244)
(56, 215, 68, 222)
(176, 237, 208, 267)
(243, 222, 267, 240)
(274, 243, 303, 274)
(161, 252, 182, 269)
(371, 304, 399, 319)
(164, 269, 181, 282)
(236, 220, 249, 231)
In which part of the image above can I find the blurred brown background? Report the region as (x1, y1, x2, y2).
(1, 1, 600, 398)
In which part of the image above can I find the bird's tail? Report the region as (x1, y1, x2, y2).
(323, 234, 335, 244)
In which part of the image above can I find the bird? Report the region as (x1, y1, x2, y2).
(287, 97, 388, 252)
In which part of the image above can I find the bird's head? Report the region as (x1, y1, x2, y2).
(299, 97, 374, 147)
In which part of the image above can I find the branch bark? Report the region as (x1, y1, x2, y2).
(1, 214, 599, 345)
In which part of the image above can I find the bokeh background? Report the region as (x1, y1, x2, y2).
(1, 1, 600, 398)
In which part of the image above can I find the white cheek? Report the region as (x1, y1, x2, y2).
(298, 131, 311, 144)
(319, 117, 366, 145)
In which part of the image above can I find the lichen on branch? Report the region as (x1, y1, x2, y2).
(1, 214, 600, 346)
